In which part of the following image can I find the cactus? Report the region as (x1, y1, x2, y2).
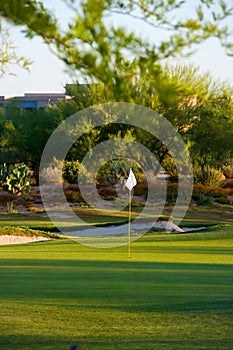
(0, 163, 31, 195)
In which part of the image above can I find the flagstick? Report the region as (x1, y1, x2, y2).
(125, 168, 137, 259)
(128, 189, 132, 259)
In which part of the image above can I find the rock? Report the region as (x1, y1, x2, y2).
(153, 220, 184, 232)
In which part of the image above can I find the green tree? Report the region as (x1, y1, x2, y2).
(187, 98, 233, 167)
(0, 106, 62, 181)
(0, 1, 233, 100)
(0, 20, 32, 77)
(53, 62, 233, 175)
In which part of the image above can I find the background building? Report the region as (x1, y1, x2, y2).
(0, 92, 69, 116)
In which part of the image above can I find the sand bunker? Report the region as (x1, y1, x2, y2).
(0, 235, 53, 245)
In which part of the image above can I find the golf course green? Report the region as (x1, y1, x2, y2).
(0, 225, 232, 350)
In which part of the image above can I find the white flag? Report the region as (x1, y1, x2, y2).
(125, 168, 137, 191)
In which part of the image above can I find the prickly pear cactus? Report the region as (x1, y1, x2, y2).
(0, 163, 31, 195)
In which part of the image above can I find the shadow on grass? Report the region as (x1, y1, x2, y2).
(0, 258, 232, 350)
(0, 328, 233, 350)
(0, 258, 232, 313)
(0, 334, 88, 350)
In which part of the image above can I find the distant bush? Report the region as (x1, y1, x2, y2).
(157, 215, 172, 222)
(96, 159, 145, 186)
(0, 192, 15, 203)
(40, 158, 63, 185)
(221, 179, 233, 190)
(161, 157, 177, 179)
(40, 166, 63, 185)
(64, 189, 85, 203)
(131, 200, 145, 207)
(215, 196, 230, 205)
(133, 183, 147, 197)
(97, 187, 117, 200)
(63, 161, 88, 184)
(26, 204, 38, 212)
(7, 202, 17, 214)
(192, 183, 231, 205)
(222, 165, 233, 179)
(194, 165, 223, 187)
(209, 188, 229, 198)
(198, 193, 213, 205)
(166, 183, 178, 204)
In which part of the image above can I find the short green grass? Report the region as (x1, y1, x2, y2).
(1, 203, 233, 231)
(0, 227, 232, 350)
(179, 203, 233, 227)
(0, 212, 54, 229)
(0, 208, 134, 231)
(0, 226, 64, 239)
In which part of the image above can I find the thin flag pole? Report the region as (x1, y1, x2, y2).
(128, 189, 132, 259)
(125, 168, 137, 259)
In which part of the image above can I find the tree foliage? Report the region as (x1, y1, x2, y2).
(0, 1, 233, 182)
(0, 106, 61, 178)
(0, 1, 233, 98)
(0, 21, 32, 77)
(187, 98, 233, 166)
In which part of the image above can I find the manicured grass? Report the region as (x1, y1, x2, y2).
(0, 212, 54, 229)
(0, 228, 232, 350)
(1, 203, 233, 231)
(178, 203, 233, 227)
(0, 208, 136, 231)
(0, 226, 64, 239)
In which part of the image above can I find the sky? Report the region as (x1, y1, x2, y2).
(1, 0, 233, 97)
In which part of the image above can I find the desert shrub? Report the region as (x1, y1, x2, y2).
(98, 187, 117, 200)
(133, 183, 148, 196)
(161, 157, 177, 178)
(222, 165, 233, 179)
(7, 202, 17, 213)
(198, 193, 212, 205)
(29, 193, 42, 204)
(64, 190, 75, 201)
(166, 183, 178, 203)
(0, 192, 15, 203)
(192, 188, 202, 201)
(192, 184, 212, 202)
(30, 193, 40, 199)
(209, 188, 229, 198)
(131, 200, 145, 207)
(96, 159, 144, 186)
(63, 161, 88, 184)
(135, 172, 146, 184)
(40, 158, 63, 185)
(66, 184, 80, 191)
(194, 165, 223, 187)
(102, 194, 118, 201)
(221, 179, 233, 190)
(215, 196, 230, 205)
(192, 183, 231, 202)
(40, 167, 62, 185)
(25, 204, 38, 212)
(157, 215, 172, 222)
(64, 189, 83, 203)
(80, 201, 89, 208)
(169, 175, 179, 182)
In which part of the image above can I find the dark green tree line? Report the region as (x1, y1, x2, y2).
(1, 64, 232, 181)
(0, 1, 233, 183)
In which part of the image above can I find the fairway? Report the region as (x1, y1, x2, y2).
(0, 228, 232, 350)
